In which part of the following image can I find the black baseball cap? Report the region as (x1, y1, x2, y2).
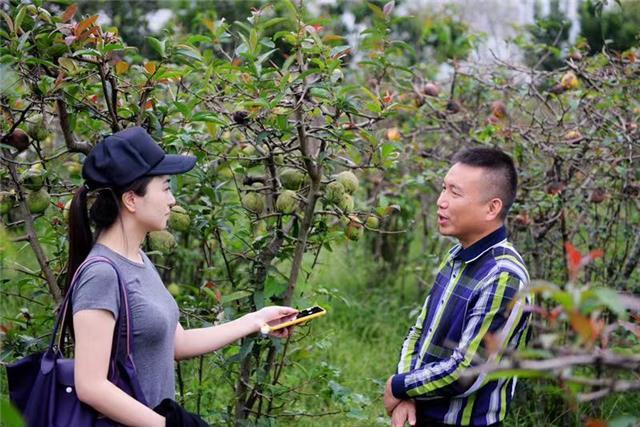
(82, 127, 197, 190)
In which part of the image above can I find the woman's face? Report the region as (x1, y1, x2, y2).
(130, 175, 175, 232)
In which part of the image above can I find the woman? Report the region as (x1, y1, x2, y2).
(67, 127, 297, 426)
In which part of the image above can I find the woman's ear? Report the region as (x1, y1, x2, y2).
(121, 191, 137, 213)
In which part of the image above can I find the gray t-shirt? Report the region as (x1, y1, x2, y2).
(71, 243, 179, 408)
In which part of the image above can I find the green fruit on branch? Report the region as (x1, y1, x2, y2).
(167, 283, 182, 297)
(27, 188, 50, 214)
(365, 215, 379, 229)
(65, 161, 82, 178)
(280, 168, 306, 190)
(0, 190, 16, 215)
(345, 220, 364, 241)
(242, 192, 265, 214)
(241, 144, 256, 156)
(206, 237, 219, 253)
(336, 171, 359, 194)
(63, 199, 72, 222)
(148, 230, 177, 253)
(169, 205, 191, 232)
(338, 193, 354, 213)
(6, 129, 30, 152)
(276, 190, 298, 214)
(27, 115, 48, 141)
(20, 164, 46, 190)
(324, 181, 345, 204)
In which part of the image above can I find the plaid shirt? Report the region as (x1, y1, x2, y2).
(391, 226, 531, 426)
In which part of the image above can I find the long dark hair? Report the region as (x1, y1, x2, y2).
(66, 177, 153, 291)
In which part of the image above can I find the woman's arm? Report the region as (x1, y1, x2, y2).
(74, 310, 165, 427)
(174, 306, 297, 360)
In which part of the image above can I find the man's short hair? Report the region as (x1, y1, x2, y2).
(452, 147, 517, 220)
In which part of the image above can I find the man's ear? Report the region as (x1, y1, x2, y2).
(121, 191, 137, 213)
(486, 197, 503, 221)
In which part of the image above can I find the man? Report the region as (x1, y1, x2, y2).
(383, 147, 531, 427)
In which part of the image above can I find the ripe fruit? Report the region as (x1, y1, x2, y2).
(20, 164, 46, 190)
(242, 192, 265, 214)
(490, 100, 507, 119)
(167, 283, 182, 297)
(324, 181, 345, 204)
(365, 215, 379, 229)
(513, 212, 531, 230)
(560, 71, 579, 90)
(569, 50, 583, 61)
(169, 205, 191, 232)
(338, 193, 354, 213)
(589, 188, 607, 203)
(276, 190, 297, 214)
(0, 190, 16, 214)
(345, 221, 363, 241)
(6, 129, 30, 152)
(564, 130, 583, 142)
(446, 100, 461, 114)
(26, 188, 50, 214)
(280, 168, 306, 190)
(546, 181, 566, 195)
(423, 82, 440, 97)
(336, 171, 359, 194)
(148, 230, 177, 253)
(232, 111, 249, 124)
(386, 127, 401, 141)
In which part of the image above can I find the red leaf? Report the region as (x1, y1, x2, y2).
(588, 248, 604, 260)
(61, 4, 77, 23)
(584, 418, 607, 427)
(564, 242, 582, 272)
(75, 15, 98, 37)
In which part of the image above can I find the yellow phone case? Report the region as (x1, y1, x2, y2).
(268, 307, 327, 331)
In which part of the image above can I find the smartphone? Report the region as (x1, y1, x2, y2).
(268, 306, 327, 331)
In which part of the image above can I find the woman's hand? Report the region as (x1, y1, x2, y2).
(252, 306, 298, 338)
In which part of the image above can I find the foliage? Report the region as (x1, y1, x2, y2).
(580, 0, 640, 55)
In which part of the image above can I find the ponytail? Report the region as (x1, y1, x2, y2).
(66, 186, 92, 291)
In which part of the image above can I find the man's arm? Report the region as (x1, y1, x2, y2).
(397, 296, 430, 374)
(390, 271, 527, 400)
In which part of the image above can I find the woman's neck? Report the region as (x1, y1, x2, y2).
(96, 218, 146, 263)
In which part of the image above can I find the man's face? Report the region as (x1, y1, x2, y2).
(436, 163, 496, 247)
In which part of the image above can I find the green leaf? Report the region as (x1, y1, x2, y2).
(609, 416, 638, 427)
(263, 17, 288, 29)
(192, 112, 227, 125)
(175, 44, 202, 62)
(0, 398, 25, 427)
(264, 276, 287, 300)
(593, 287, 627, 319)
(14, 7, 26, 34)
(147, 36, 166, 58)
(367, 2, 385, 19)
(221, 290, 252, 304)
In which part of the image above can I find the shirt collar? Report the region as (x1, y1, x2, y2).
(452, 225, 508, 264)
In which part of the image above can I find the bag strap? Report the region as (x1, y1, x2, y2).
(50, 256, 135, 362)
